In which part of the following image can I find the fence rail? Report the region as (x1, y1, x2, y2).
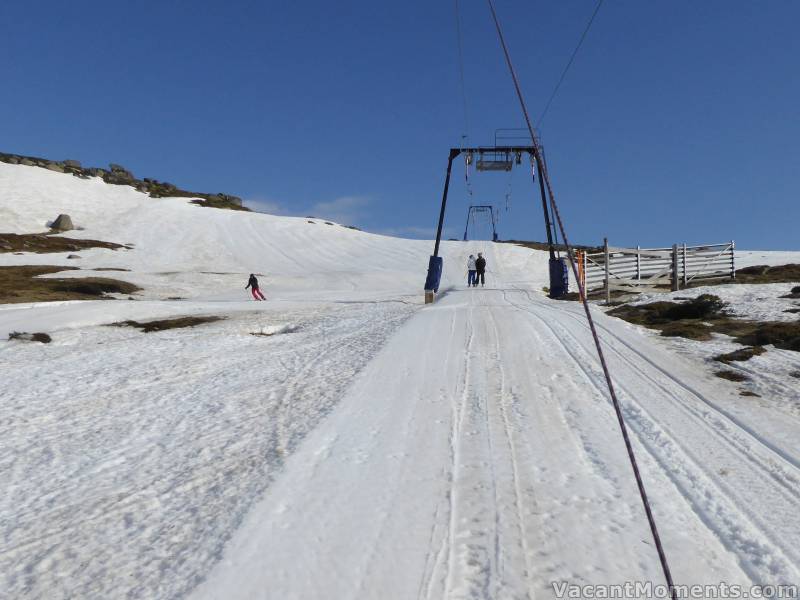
(578, 239, 735, 303)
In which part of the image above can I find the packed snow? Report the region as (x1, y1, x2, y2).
(1, 162, 799, 599)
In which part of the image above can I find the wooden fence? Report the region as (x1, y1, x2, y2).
(577, 239, 735, 303)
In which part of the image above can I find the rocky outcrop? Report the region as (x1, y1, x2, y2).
(0, 151, 249, 211)
(51, 214, 74, 231)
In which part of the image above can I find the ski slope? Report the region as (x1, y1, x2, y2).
(193, 259, 800, 599)
(1, 162, 800, 599)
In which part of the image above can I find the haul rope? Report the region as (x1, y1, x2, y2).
(485, 1, 678, 596)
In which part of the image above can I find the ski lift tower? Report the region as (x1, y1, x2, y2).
(463, 205, 499, 242)
(423, 134, 566, 303)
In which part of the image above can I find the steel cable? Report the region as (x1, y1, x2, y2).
(485, 1, 678, 596)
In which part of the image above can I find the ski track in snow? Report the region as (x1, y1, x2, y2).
(0, 303, 416, 599)
(192, 245, 800, 600)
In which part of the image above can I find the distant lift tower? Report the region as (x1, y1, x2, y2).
(423, 144, 567, 303)
(463, 205, 498, 242)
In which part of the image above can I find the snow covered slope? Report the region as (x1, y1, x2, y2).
(0, 161, 543, 302)
(1, 162, 799, 599)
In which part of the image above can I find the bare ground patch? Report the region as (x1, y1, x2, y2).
(8, 332, 52, 343)
(0, 266, 140, 303)
(609, 295, 800, 352)
(713, 346, 766, 364)
(714, 370, 750, 382)
(734, 264, 800, 284)
(111, 316, 223, 333)
(0, 233, 124, 254)
(190, 198, 249, 211)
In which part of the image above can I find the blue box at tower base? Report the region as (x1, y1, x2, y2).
(424, 255, 443, 293)
(549, 257, 569, 298)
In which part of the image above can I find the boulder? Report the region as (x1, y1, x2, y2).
(103, 170, 134, 185)
(109, 163, 133, 177)
(51, 214, 74, 231)
(45, 162, 65, 173)
(20, 158, 34, 166)
(64, 159, 82, 168)
(5, 156, 20, 164)
(66, 254, 81, 259)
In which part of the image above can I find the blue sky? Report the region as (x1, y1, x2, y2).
(1, 1, 798, 249)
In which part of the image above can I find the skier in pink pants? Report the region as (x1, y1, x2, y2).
(245, 274, 266, 300)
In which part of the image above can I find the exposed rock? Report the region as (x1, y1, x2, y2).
(66, 254, 81, 259)
(51, 214, 74, 231)
(8, 332, 52, 344)
(109, 163, 133, 178)
(103, 170, 134, 185)
(3, 150, 248, 211)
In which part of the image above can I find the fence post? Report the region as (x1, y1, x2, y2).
(604, 237, 611, 304)
(731, 240, 736, 281)
(671, 243, 679, 291)
(636, 245, 641, 282)
(682, 243, 687, 288)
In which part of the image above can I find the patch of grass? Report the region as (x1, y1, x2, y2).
(608, 296, 800, 352)
(610, 294, 728, 325)
(658, 321, 715, 340)
(53, 279, 137, 296)
(609, 294, 727, 341)
(609, 294, 800, 352)
(725, 321, 800, 352)
(713, 346, 766, 363)
(663, 294, 727, 319)
(0, 233, 123, 254)
(0, 265, 140, 303)
(735, 264, 800, 284)
(8, 331, 52, 343)
(112, 316, 223, 332)
(715, 370, 750, 382)
(190, 198, 249, 211)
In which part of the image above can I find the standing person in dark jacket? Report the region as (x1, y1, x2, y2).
(245, 274, 266, 300)
(475, 253, 487, 287)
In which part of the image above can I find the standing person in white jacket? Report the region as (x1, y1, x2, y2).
(467, 254, 477, 287)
